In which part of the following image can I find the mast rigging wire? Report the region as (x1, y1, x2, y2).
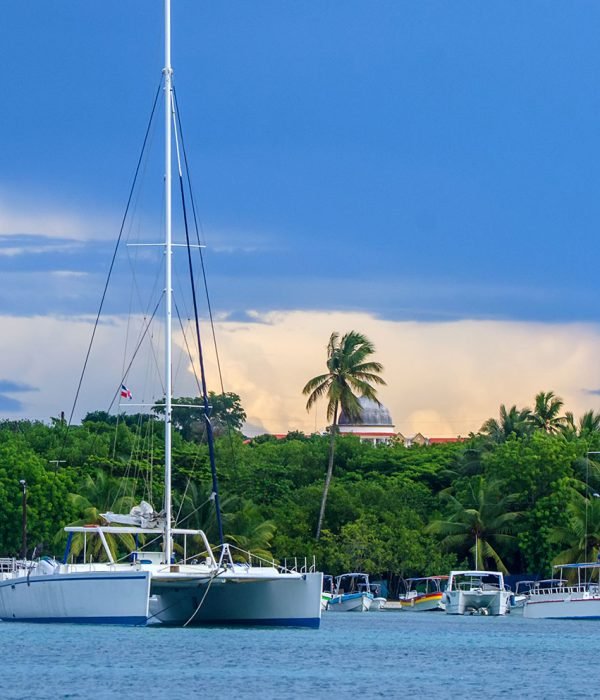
(173, 87, 227, 395)
(173, 87, 242, 499)
(172, 92, 224, 547)
(60, 82, 162, 455)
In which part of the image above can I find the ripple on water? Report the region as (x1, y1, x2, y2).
(1, 612, 599, 698)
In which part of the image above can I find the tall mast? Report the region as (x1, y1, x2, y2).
(163, 0, 173, 564)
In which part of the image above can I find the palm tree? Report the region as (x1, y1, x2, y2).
(561, 411, 577, 438)
(427, 476, 521, 573)
(303, 331, 385, 540)
(225, 500, 277, 563)
(531, 391, 565, 434)
(173, 480, 225, 554)
(60, 470, 137, 562)
(578, 410, 600, 437)
(480, 404, 533, 443)
(560, 410, 600, 439)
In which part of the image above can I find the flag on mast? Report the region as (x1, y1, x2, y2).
(120, 384, 132, 400)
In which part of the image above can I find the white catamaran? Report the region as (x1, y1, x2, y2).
(0, 0, 322, 628)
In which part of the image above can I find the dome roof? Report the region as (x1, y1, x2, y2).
(338, 397, 393, 426)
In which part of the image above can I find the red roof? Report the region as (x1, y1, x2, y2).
(428, 437, 463, 443)
(340, 431, 397, 437)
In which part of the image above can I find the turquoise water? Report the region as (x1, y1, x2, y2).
(2, 612, 600, 698)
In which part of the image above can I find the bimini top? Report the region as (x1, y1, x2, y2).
(338, 397, 393, 427)
(406, 576, 449, 582)
(448, 570, 504, 578)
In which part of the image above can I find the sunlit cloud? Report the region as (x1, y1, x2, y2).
(2, 311, 600, 440)
(186, 311, 600, 438)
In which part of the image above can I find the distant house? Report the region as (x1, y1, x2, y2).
(405, 432, 427, 447)
(404, 434, 463, 447)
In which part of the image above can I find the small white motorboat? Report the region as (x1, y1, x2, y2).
(443, 570, 511, 616)
(327, 573, 374, 612)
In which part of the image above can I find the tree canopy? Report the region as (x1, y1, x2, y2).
(1, 387, 599, 584)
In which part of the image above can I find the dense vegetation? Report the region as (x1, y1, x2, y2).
(1, 390, 600, 595)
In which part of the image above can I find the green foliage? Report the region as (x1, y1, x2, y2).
(517, 479, 573, 573)
(427, 476, 521, 573)
(482, 431, 576, 504)
(546, 486, 600, 569)
(152, 393, 246, 441)
(480, 404, 533, 443)
(4, 387, 600, 587)
(0, 427, 76, 557)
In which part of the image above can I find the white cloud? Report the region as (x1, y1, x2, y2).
(0, 191, 119, 242)
(50, 270, 89, 278)
(2, 311, 600, 439)
(180, 311, 600, 437)
(0, 242, 85, 257)
(204, 227, 282, 255)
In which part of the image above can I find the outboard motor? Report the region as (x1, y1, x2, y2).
(37, 557, 59, 575)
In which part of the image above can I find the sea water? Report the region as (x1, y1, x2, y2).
(2, 612, 600, 698)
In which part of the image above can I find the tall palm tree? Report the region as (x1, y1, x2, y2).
(303, 331, 385, 540)
(427, 476, 521, 573)
(480, 404, 532, 443)
(531, 390, 565, 434)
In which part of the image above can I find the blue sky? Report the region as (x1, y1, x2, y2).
(2, 2, 600, 431)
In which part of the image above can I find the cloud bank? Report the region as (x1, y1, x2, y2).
(1, 311, 600, 438)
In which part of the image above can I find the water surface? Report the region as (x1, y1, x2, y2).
(2, 612, 599, 698)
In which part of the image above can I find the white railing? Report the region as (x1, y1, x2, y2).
(529, 584, 600, 596)
(0, 557, 16, 573)
(282, 556, 318, 574)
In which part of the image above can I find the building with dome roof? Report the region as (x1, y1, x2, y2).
(337, 397, 397, 445)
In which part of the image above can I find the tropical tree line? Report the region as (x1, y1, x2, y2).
(1, 332, 600, 591)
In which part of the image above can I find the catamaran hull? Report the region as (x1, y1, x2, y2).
(444, 590, 510, 616)
(523, 594, 600, 619)
(0, 571, 151, 624)
(149, 571, 323, 627)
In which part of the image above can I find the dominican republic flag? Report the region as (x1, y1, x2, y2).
(120, 384, 132, 400)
